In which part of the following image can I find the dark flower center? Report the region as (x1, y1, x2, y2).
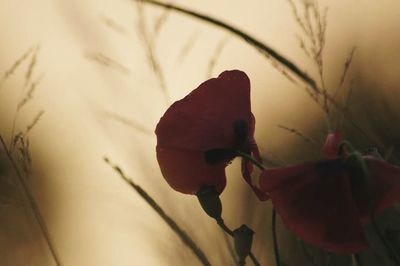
(232, 120, 249, 146)
(315, 158, 368, 196)
(315, 159, 344, 177)
(204, 120, 249, 165)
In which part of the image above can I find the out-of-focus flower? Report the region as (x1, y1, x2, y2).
(322, 129, 342, 158)
(156, 70, 268, 200)
(257, 153, 400, 253)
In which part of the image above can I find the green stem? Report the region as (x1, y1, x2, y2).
(339, 140, 355, 156)
(354, 254, 362, 266)
(371, 217, 400, 265)
(272, 208, 281, 266)
(236, 150, 265, 170)
(299, 240, 318, 266)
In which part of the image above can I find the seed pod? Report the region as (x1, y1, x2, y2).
(196, 186, 222, 220)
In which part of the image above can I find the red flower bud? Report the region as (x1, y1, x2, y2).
(322, 130, 342, 158)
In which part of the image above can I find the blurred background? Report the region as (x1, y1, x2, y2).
(0, 0, 400, 265)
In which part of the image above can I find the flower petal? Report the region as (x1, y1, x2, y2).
(238, 113, 269, 200)
(156, 147, 227, 194)
(241, 157, 269, 201)
(259, 160, 368, 253)
(156, 70, 252, 151)
(355, 157, 400, 223)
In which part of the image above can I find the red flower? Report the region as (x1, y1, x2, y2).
(322, 129, 342, 158)
(156, 70, 268, 200)
(258, 156, 400, 253)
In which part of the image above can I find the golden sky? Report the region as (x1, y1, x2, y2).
(1, 1, 400, 265)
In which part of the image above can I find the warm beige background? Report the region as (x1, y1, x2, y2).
(1, 0, 400, 265)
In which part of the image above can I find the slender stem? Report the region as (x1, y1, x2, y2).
(339, 140, 355, 156)
(249, 252, 261, 266)
(0, 135, 63, 266)
(371, 217, 400, 265)
(236, 151, 265, 170)
(354, 254, 362, 266)
(221, 229, 240, 266)
(217, 218, 233, 236)
(272, 208, 281, 266)
(299, 240, 318, 266)
(104, 157, 211, 266)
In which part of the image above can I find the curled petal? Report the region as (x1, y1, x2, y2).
(240, 115, 269, 200)
(259, 161, 368, 253)
(241, 146, 269, 201)
(156, 70, 252, 151)
(356, 157, 400, 223)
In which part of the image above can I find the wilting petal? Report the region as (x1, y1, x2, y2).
(322, 130, 342, 158)
(156, 147, 226, 194)
(259, 160, 368, 253)
(156, 70, 252, 151)
(241, 153, 269, 201)
(239, 114, 269, 200)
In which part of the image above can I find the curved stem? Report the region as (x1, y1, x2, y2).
(217, 218, 233, 236)
(299, 240, 318, 266)
(371, 217, 400, 265)
(354, 254, 362, 266)
(236, 150, 265, 170)
(249, 252, 261, 266)
(272, 208, 281, 266)
(339, 140, 355, 156)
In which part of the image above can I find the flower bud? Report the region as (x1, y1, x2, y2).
(322, 130, 342, 158)
(233, 224, 254, 262)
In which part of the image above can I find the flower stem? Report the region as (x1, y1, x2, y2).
(370, 216, 400, 265)
(236, 150, 265, 170)
(353, 254, 362, 266)
(272, 208, 281, 266)
(105, 157, 211, 266)
(299, 240, 318, 266)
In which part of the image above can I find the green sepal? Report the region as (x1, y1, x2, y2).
(233, 224, 254, 263)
